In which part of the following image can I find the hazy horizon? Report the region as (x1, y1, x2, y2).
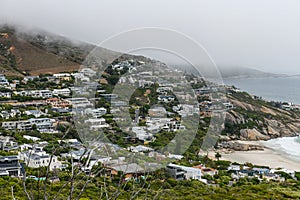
(1, 0, 300, 75)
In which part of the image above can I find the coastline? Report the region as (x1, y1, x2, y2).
(209, 140, 300, 171)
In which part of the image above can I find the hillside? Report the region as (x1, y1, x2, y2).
(1, 25, 299, 145)
(0, 25, 157, 76)
(0, 25, 110, 76)
(222, 89, 300, 143)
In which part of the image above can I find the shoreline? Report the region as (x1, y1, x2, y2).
(208, 139, 300, 171)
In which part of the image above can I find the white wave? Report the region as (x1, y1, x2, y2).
(260, 136, 300, 162)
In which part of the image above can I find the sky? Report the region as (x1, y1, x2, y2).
(1, 0, 300, 74)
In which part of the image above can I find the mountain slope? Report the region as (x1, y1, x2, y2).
(0, 25, 93, 76)
(219, 66, 285, 79)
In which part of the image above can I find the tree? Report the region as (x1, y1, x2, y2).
(215, 152, 221, 161)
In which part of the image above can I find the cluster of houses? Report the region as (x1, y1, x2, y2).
(227, 164, 296, 183)
(0, 74, 73, 99)
(2, 118, 57, 133)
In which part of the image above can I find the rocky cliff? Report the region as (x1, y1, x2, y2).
(223, 90, 300, 142)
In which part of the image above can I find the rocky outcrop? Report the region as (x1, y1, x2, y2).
(240, 129, 270, 140)
(225, 110, 245, 124)
(218, 141, 264, 151)
(267, 126, 280, 136)
(230, 100, 256, 111)
(260, 106, 277, 116)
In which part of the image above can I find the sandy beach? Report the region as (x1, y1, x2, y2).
(208, 140, 300, 171)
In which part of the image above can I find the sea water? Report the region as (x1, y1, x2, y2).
(224, 76, 300, 104)
(261, 136, 300, 162)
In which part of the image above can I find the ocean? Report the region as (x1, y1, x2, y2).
(261, 136, 300, 162)
(223, 76, 300, 164)
(223, 76, 300, 104)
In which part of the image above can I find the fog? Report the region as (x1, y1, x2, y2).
(1, 0, 300, 74)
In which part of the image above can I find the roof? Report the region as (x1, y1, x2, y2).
(111, 163, 144, 174)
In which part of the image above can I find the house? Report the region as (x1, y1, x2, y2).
(156, 87, 173, 94)
(82, 155, 112, 173)
(19, 150, 62, 171)
(19, 143, 45, 152)
(148, 107, 167, 117)
(100, 94, 118, 100)
(139, 80, 154, 88)
(57, 139, 83, 149)
(111, 100, 127, 107)
(46, 98, 70, 108)
(108, 163, 144, 180)
(14, 90, 53, 98)
(227, 164, 241, 171)
(2, 121, 19, 130)
(24, 110, 45, 118)
(0, 156, 21, 177)
(193, 165, 218, 177)
(29, 118, 56, 133)
(129, 145, 154, 153)
(132, 127, 153, 142)
(30, 90, 53, 98)
(0, 92, 11, 98)
(231, 170, 256, 179)
(194, 87, 210, 95)
(167, 163, 202, 181)
(0, 136, 18, 151)
(223, 102, 234, 110)
(167, 153, 184, 160)
(173, 104, 200, 117)
(2, 118, 56, 133)
(263, 173, 285, 182)
(158, 95, 175, 103)
(80, 68, 97, 77)
(0, 109, 21, 119)
(270, 169, 296, 180)
(23, 135, 41, 142)
(72, 73, 90, 82)
(61, 149, 89, 160)
(66, 97, 92, 108)
(84, 118, 109, 130)
(85, 107, 107, 118)
(53, 73, 71, 81)
(0, 74, 9, 85)
(53, 88, 71, 96)
(23, 76, 39, 83)
(166, 164, 187, 180)
(253, 167, 270, 175)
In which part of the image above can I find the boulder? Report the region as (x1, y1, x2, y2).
(267, 126, 280, 137)
(240, 128, 270, 140)
(227, 141, 264, 151)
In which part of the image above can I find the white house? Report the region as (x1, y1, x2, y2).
(2, 118, 56, 133)
(85, 107, 107, 118)
(53, 88, 71, 96)
(66, 97, 92, 108)
(167, 163, 202, 181)
(132, 127, 153, 142)
(0, 92, 11, 98)
(19, 150, 62, 171)
(24, 110, 45, 118)
(0, 75, 9, 85)
(14, 90, 53, 98)
(84, 118, 109, 130)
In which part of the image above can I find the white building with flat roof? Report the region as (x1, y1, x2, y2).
(19, 150, 62, 171)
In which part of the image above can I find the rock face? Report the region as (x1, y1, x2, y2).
(240, 129, 270, 140)
(218, 141, 264, 151)
(230, 142, 264, 151)
(267, 126, 280, 136)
